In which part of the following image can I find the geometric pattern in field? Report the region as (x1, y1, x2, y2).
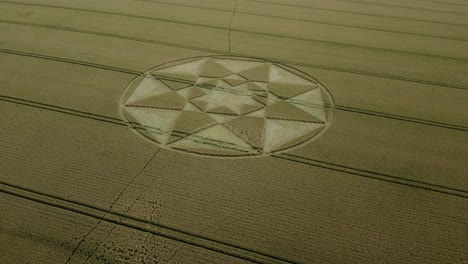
(120, 56, 335, 157)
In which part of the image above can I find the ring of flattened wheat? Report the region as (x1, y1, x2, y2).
(119, 56, 335, 157)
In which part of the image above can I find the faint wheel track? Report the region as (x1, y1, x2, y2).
(4, 0, 468, 41)
(244, 0, 468, 26)
(2, 3, 468, 64)
(65, 150, 160, 263)
(2, 37, 468, 91)
(83, 151, 174, 263)
(0, 181, 296, 263)
(0, 96, 466, 198)
(227, 0, 238, 53)
(1, 51, 467, 132)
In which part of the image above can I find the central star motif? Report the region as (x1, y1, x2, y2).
(193, 79, 264, 116)
(120, 56, 333, 157)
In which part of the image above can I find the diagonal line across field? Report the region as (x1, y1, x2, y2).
(420, 0, 468, 7)
(140, 0, 468, 17)
(1, 49, 467, 132)
(1, 1, 468, 63)
(243, 0, 468, 27)
(0, 49, 140, 75)
(318, 0, 468, 15)
(1, 1, 466, 263)
(1, 95, 466, 199)
(0, 181, 298, 264)
(274, 154, 468, 198)
(1, 20, 467, 91)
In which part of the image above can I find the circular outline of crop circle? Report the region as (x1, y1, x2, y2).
(119, 55, 336, 158)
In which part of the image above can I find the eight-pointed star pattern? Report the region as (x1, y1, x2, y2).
(120, 57, 334, 157)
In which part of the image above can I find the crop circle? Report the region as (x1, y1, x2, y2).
(120, 56, 335, 157)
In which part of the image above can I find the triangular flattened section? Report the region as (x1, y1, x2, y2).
(206, 105, 238, 115)
(151, 72, 197, 83)
(238, 63, 270, 82)
(125, 77, 172, 105)
(273, 125, 324, 152)
(223, 74, 248, 86)
(193, 124, 256, 151)
(215, 59, 263, 73)
(224, 116, 265, 150)
(269, 64, 315, 85)
(231, 82, 250, 92)
(160, 79, 191, 90)
(188, 86, 207, 99)
(124, 107, 180, 145)
(321, 89, 333, 121)
(171, 110, 217, 135)
(177, 87, 193, 99)
(264, 120, 324, 153)
(190, 98, 209, 111)
(246, 108, 266, 118)
(267, 92, 281, 106)
(268, 83, 317, 99)
(130, 91, 186, 110)
(208, 113, 238, 124)
(167, 134, 184, 145)
(253, 95, 268, 106)
(170, 124, 257, 155)
(182, 101, 201, 112)
(266, 101, 323, 123)
(287, 87, 326, 122)
(178, 86, 206, 100)
(122, 75, 145, 103)
(196, 77, 218, 86)
(216, 79, 232, 90)
(248, 82, 268, 92)
(240, 103, 264, 115)
(200, 58, 233, 78)
(152, 59, 205, 82)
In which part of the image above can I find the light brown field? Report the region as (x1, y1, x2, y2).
(0, 0, 467, 263)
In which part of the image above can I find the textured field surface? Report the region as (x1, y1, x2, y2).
(0, 0, 467, 263)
